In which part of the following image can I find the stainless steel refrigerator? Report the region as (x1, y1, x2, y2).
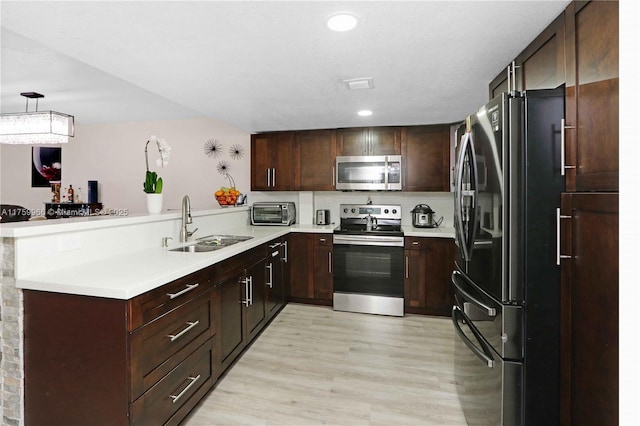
(451, 88, 564, 425)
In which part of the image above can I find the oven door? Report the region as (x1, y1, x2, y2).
(333, 235, 404, 316)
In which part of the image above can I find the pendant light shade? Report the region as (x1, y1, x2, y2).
(0, 92, 75, 144)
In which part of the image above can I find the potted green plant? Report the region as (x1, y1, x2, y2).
(143, 135, 171, 213)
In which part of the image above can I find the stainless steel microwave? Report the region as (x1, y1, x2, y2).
(251, 202, 296, 226)
(335, 155, 402, 191)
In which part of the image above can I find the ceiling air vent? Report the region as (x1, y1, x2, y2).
(343, 78, 374, 90)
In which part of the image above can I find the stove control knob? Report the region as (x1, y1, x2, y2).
(384, 209, 389, 214)
(392, 209, 397, 214)
(351, 208, 356, 213)
(343, 208, 348, 213)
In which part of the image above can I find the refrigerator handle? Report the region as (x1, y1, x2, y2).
(454, 132, 471, 261)
(467, 133, 480, 258)
(452, 306, 495, 368)
(452, 270, 497, 317)
(556, 208, 572, 265)
(510, 60, 521, 92)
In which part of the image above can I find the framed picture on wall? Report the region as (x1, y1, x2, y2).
(31, 147, 62, 187)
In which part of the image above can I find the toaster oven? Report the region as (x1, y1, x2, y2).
(251, 202, 296, 226)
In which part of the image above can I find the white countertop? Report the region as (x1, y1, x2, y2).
(402, 226, 455, 238)
(14, 220, 453, 301)
(16, 224, 289, 300)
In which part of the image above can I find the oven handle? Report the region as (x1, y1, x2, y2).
(333, 234, 404, 247)
(451, 270, 496, 317)
(452, 306, 495, 368)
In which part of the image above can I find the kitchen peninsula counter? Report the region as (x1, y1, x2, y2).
(3, 208, 338, 300)
(4, 208, 452, 301)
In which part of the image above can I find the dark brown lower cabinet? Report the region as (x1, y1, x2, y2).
(265, 237, 286, 320)
(288, 232, 333, 305)
(215, 245, 267, 373)
(560, 192, 618, 426)
(404, 237, 456, 316)
(24, 241, 286, 426)
(23, 266, 216, 426)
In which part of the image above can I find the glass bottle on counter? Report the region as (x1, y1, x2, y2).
(68, 185, 74, 203)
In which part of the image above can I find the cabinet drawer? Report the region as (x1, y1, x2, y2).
(129, 267, 211, 330)
(130, 338, 214, 426)
(313, 234, 332, 247)
(405, 237, 424, 250)
(130, 292, 213, 399)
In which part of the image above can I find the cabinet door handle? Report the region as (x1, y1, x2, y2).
(266, 264, 273, 288)
(269, 242, 281, 249)
(283, 241, 288, 263)
(271, 250, 279, 257)
(405, 256, 409, 278)
(332, 166, 335, 187)
(241, 277, 250, 307)
(560, 119, 577, 176)
(169, 374, 201, 404)
(272, 168, 276, 188)
(556, 208, 572, 265)
(507, 63, 511, 94)
(249, 276, 253, 306)
(166, 283, 199, 300)
(328, 251, 332, 274)
(167, 321, 200, 342)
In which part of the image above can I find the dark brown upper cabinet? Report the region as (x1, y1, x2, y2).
(336, 127, 401, 156)
(251, 132, 296, 191)
(401, 125, 451, 192)
(564, 0, 619, 191)
(295, 129, 337, 191)
(489, 12, 566, 98)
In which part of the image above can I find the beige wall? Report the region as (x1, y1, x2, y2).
(0, 117, 251, 214)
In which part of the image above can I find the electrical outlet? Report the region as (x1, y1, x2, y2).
(58, 234, 81, 251)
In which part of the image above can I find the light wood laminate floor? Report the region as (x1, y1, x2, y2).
(184, 303, 467, 425)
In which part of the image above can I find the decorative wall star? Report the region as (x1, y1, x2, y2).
(216, 160, 230, 175)
(229, 144, 245, 160)
(204, 139, 223, 158)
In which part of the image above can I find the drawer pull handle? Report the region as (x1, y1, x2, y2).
(269, 242, 281, 249)
(167, 321, 200, 342)
(412, 241, 419, 246)
(271, 250, 280, 257)
(169, 374, 201, 404)
(167, 283, 199, 300)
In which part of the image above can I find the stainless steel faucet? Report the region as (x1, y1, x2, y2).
(180, 195, 198, 242)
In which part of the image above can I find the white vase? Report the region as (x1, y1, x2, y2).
(146, 193, 163, 214)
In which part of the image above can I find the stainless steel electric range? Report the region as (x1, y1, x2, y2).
(332, 204, 404, 317)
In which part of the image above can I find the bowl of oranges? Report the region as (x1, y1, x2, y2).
(215, 187, 242, 207)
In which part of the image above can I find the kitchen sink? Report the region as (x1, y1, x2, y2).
(195, 234, 253, 246)
(169, 244, 219, 253)
(169, 235, 253, 253)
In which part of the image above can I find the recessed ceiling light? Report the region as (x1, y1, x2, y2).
(357, 110, 373, 117)
(327, 13, 358, 32)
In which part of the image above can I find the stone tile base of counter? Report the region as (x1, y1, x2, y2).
(1, 237, 24, 426)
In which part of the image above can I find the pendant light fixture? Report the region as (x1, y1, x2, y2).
(0, 92, 75, 144)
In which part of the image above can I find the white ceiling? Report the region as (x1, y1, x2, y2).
(1, 1, 570, 133)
